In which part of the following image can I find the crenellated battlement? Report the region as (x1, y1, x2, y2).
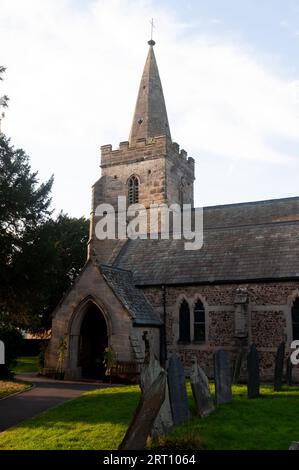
(101, 135, 195, 169)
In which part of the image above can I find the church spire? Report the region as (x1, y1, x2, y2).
(129, 39, 171, 146)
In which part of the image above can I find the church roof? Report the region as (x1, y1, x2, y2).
(114, 196, 299, 285)
(100, 264, 162, 325)
(129, 41, 171, 145)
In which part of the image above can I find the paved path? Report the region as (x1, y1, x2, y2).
(0, 373, 111, 432)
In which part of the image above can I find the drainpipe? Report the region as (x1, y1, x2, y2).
(160, 284, 167, 368)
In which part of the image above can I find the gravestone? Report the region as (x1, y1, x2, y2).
(167, 353, 189, 425)
(118, 371, 166, 450)
(247, 344, 260, 399)
(289, 441, 299, 450)
(286, 356, 293, 386)
(274, 342, 285, 392)
(140, 335, 173, 436)
(190, 358, 215, 417)
(213, 349, 232, 404)
(232, 349, 245, 384)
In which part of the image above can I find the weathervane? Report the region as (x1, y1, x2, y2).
(148, 18, 156, 46)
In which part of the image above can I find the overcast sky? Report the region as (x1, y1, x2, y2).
(1, 0, 299, 217)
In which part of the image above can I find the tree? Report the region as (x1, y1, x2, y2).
(0, 134, 53, 326)
(12, 213, 89, 331)
(0, 67, 89, 334)
(0, 66, 9, 130)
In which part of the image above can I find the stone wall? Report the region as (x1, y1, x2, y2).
(142, 281, 299, 380)
(88, 135, 195, 263)
(100, 136, 194, 209)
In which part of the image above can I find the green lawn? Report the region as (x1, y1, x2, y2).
(0, 380, 31, 399)
(0, 383, 298, 450)
(12, 356, 39, 374)
(156, 384, 299, 450)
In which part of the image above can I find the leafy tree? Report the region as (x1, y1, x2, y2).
(0, 66, 9, 125)
(0, 67, 89, 335)
(12, 213, 89, 331)
(0, 134, 53, 326)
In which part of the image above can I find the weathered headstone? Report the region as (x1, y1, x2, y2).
(118, 371, 166, 450)
(274, 342, 285, 392)
(213, 349, 232, 404)
(167, 353, 189, 425)
(247, 343, 260, 399)
(286, 356, 293, 386)
(140, 335, 173, 436)
(289, 441, 299, 450)
(190, 358, 215, 417)
(232, 349, 245, 384)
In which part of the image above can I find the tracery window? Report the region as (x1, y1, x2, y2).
(194, 299, 206, 342)
(128, 175, 139, 204)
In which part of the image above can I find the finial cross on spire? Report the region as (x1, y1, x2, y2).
(148, 18, 156, 46)
(150, 18, 155, 41)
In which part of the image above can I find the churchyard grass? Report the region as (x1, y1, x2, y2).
(12, 356, 39, 374)
(0, 385, 140, 450)
(157, 383, 299, 450)
(0, 380, 31, 399)
(0, 384, 298, 449)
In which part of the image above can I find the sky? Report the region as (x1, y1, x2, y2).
(0, 0, 299, 217)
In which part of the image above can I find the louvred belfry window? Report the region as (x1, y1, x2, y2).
(128, 175, 139, 204)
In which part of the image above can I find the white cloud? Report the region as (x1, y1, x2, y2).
(0, 0, 298, 215)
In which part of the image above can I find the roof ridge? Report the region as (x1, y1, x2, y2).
(98, 262, 132, 274)
(203, 219, 299, 231)
(202, 195, 299, 210)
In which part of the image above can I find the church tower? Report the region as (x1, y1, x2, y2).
(89, 39, 195, 263)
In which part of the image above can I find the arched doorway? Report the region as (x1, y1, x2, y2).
(78, 302, 108, 378)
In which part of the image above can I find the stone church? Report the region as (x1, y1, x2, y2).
(45, 39, 299, 381)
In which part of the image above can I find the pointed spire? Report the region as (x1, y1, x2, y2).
(129, 40, 171, 146)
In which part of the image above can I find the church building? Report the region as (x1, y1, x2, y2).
(45, 38, 299, 381)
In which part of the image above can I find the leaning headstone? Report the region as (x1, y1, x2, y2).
(190, 358, 215, 417)
(286, 356, 293, 386)
(247, 344, 260, 399)
(274, 342, 285, 392)
(289, 441, 299, 450)
(119, 371, 166, 450)
(214, 349, 232, 404)
(167, 353, 189, 425)
(140, 335, 173, 436)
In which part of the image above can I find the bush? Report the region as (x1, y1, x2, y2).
(0, 323, 23, 378)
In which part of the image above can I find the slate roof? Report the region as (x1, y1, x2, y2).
(114, 197, 299, 285)
(100, 264, 162, 325)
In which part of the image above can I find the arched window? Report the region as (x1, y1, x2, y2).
(128, 175, 139, 204)
(179, 299, 190, 343)
(194, 299, 205, 342)
(292, 298, 299, 340)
